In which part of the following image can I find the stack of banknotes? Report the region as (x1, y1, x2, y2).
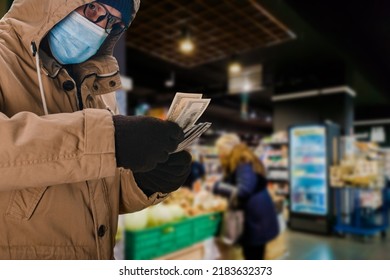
(166, 92, 212, 153)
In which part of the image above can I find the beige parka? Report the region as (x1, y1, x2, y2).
(0, 0, 166, 259)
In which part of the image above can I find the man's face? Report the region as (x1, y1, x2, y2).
(47, 1, 125, 65)
(75, 2, 123, 34)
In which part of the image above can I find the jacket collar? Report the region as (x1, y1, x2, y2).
(39, 48, 122, 95)
(39, 49, 62, 78)
(5, 0, 139, 69)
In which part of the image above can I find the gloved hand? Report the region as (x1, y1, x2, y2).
(113, 115, 184, 172)
(133, 151, 192, 196)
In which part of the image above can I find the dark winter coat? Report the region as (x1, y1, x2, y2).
(214, 163, 279, 246)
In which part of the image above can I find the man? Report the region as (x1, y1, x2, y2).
(0, 0, 191, 259)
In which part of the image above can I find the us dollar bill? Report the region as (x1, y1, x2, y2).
(175, 98, 211, 132)
(175, 122, 212, 152)
(167, 92, 212, 153)
(166, 92, 203, 122)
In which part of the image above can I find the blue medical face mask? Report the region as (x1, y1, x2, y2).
(48, 11, 108, 65)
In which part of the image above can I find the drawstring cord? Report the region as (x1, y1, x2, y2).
(101, 96, 114, 115)
(31, 41, 49, 115)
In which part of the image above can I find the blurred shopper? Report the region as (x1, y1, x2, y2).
(183, 152, 206, 190)
(0, 0, 191, 259)
(209, 133, 279, 260)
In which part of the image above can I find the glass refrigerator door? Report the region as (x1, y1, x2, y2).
(290, 125, 328, 215)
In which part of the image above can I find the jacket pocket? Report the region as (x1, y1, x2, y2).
(5, 186, 48, 220)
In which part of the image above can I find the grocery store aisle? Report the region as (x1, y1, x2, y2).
(282, 229, 390, 260)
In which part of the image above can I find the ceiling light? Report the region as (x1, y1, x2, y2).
(179, 38, 195, 54)
(229, 62, 242, 74)
(179, 26, 195, 54)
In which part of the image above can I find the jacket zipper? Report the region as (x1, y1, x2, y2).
(101, 179, 113, 258)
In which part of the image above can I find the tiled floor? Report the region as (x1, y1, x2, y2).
(282, 228, 390, 260)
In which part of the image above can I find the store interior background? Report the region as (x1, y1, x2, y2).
(3, 0, 390, 260)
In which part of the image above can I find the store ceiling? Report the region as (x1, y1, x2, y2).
(283, 0, 390, 119)
(124, 0, 390, 134)
(127, 0, 296, 68)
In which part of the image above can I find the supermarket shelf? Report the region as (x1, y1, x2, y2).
(293, 175, 325, 179)
(268, 178, 289, 183)
(205, 154, 219, 159)
(293, 188, 328, 194)
(268, 165, 288, 169)
(267, 154, 284, 157)
(262, 141, 289, 146)
(292, 162, 325, 166)
(275, 190, 290, 196)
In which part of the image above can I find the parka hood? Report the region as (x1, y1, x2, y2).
(1, 0, 140, 116)
(4, 0, 140, 56)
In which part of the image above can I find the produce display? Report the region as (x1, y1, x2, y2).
(120, 188, 227, 260)
(123, 204, 185, 231)
(124, 187, 228, 231)
(331, 160, 382, 187)
(330, 141, 385, 188)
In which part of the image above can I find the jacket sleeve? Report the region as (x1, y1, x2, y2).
(213, 163, 258, 199)
(0, 108, 117, 191)
(118, 168, 168, 214)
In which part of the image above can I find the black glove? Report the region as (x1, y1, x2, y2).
(113, 115, 184, 172)
(133, 151, 192, 196)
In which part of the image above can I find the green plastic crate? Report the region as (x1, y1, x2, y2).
(124, 212, 222, 260)
(193, 212, 222, 242)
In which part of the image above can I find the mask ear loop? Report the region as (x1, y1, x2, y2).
(31, 41, 49, 115)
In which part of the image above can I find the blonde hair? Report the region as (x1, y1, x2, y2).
(220, 143, 266, 177)
(216, 133, 241, 155)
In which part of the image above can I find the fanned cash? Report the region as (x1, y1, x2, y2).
(166, 92, 212, 153)
(176, 122, 212, 152)
(175, 99, 210, 132)
(166, 93, 203, 121)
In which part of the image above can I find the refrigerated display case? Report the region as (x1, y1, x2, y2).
(288, 123, 340, 234)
